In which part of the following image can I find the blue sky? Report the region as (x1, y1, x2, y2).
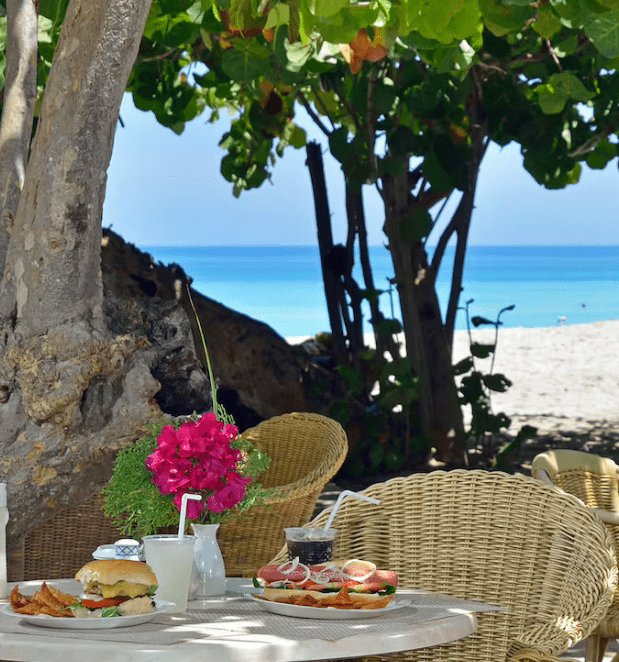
(103, 94, 619, 249)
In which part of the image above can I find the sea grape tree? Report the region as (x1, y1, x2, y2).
(120, 0, 619, 464)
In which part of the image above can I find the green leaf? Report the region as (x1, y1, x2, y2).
(378, 157, 409, 177)
(548, 0, 586, 29)
(470, 342, 495, 359)
(284, 39, 314, 72)
(229, 0, 267, 31)
(307, 0, 349, 18)
(399, 208, 433, 243)
(221, 49, 270, 81)
(553, 35, 579, 57)
(585, 10, 619, 58)
(101, 606, 121, 618)
(310, 88, 340, 116)
(483, 373, 512, 393)
(388, 126, 419, 157)
(144, 13, 200, 47)
(532, 5, 562, 38)
(453, 356, 474, 375)
(282, 122, 307, 148)
(587, 137, 616, 169)
(378, 387, 416, 411)
(537, 82, 569, 114)
(329, 126, 357, 164)
(479, 0, 535, 37)
(373, 318, 403, 336)
(335, 364, 364, 396)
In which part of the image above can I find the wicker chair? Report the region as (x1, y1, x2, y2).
(7, 492, 123, 582)
(217, 411, 348, 577)
(270, 470, 617, 662)
(532, 449, 619, 662)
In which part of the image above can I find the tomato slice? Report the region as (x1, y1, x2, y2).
(80, 596, 128, 609)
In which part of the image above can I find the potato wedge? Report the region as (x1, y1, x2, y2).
(47, 584, 79, 608)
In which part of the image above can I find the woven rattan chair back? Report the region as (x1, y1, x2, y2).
(7, 492, 122, 582)
(533, 449, 619, 662)
(217, 411, 347, 577)
(270, 470, 617, 662)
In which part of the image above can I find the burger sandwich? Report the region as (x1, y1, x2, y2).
(72, 559, 158, 617)
(255, 558, 398, 609)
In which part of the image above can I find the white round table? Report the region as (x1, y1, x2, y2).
(0, 578, 478, 662)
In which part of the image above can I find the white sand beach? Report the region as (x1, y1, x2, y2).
(451, 320, 619, 423)
(288, 320, 619, 434)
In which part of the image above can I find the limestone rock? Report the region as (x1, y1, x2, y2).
(101, 228, 329, 429)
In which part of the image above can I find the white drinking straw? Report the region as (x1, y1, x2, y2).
(178, 494, 202, 539)
(323, 490, 380, 531)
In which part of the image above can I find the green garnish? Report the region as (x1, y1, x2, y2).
(101, 606, 121, 618)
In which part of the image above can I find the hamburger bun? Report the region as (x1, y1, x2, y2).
(75, 560, 157, 587)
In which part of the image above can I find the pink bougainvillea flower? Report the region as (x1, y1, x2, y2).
(145, 412, 250, 520)
(207, 475, 251, 513)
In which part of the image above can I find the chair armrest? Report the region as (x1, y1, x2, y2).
(532, 468, 619, 525)
(532, 468, 555, 488)
(591, 507, 619, 526)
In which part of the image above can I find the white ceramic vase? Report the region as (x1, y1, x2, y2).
(190, 523, 226, 598)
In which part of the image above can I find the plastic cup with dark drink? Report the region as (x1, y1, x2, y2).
(284, 527, 337, 565)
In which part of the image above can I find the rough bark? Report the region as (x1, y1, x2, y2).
(0, 0, 38, 276)
(0, 0, 156, 545)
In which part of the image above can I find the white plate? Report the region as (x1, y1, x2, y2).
(1, 599, 174, 629)
(245, 593, 411, 619)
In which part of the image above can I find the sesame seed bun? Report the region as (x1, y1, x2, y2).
(75, 559, 157, 587)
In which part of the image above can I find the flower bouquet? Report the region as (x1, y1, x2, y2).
(103, 291, 272, 538)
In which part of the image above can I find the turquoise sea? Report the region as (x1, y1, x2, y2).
(142, 245, 619, 339)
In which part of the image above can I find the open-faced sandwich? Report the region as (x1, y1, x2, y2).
(254, 558, 398, 609)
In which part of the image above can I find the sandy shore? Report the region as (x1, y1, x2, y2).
(288, 320, 619, 435)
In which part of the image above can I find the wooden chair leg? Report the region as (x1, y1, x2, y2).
(585, 634, 611, 662)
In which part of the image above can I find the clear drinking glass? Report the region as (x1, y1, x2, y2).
(142, 534, 196, 612)
(284, 528, 337, 565)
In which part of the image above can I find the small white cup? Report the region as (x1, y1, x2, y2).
(114, 538, 141, 561)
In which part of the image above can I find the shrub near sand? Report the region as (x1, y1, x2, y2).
(290, 320, 619, 467)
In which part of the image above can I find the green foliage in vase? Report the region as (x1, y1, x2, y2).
(103, 414, 273, 538)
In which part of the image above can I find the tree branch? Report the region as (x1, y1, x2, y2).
(0, 0, 38, 277)
(297, 90, 332, 138)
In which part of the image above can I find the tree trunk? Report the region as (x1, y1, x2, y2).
(0, 0, 157, 545)
(306, 141, 347, 364)
(382, 170, 465, 465)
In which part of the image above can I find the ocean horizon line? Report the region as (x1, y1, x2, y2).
(142, 243, 619, 250)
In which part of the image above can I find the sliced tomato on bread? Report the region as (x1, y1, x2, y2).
(79, 596, 128, 609)
(256, 559, 398, 609)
